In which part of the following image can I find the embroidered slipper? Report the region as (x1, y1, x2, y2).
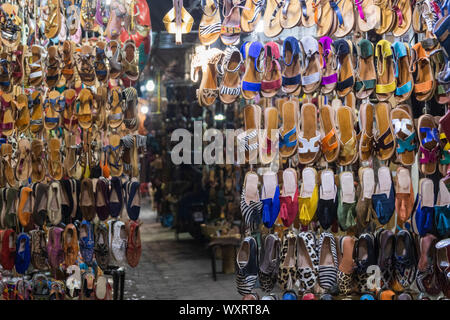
(395, 166, 414, 225)
(298, 167, 319, 226)
(410, 42, 435, 101)
(391, 0, 412, 37)
(199, 0, 221, 45)
(354, 39, 376, 100)
(337, 171, 357, 231)
(263, 0, 283, 38)
(279, 99, 299, 158)
(418, 114, 439, 175)
(76, 45, 96, 87)
(15, 139, 31, 182)
(241, 41, 264, 100)
(374, 102, 395, 161)
(319, 104, 339, 163)
(261, 42, 282, 98)
(31, 139, 45, 183)
(107, 133, 124, 177)
(299, 36, 322, 93)
(28, 45, 44, 87)
(333, 39, 354, 97)
(358, 103, 374, 162)
(78, 88, 94, 130)
(279, 168, 299, 228)
(333, 0, 354, 37)
(44, 0, 61, 39)
(261, 171, 280, 228)
(337, 105, 358, 166)
(221, 0, 243, 45)
(1, 144, 15, 187)
(282, 37, 302, 94)
(319, 37, 337, 94)
(315, 0, 333, 37)
(14, 94, 30, 133)
(280, 0, 302, 29)
(392, 42, 414, 102)
(355, 0, 381, 32)
(241, 171, 262, 231)
(241, 0, 264, 32)
(298, 102, 320, 164)
(375, 0, 395, 34)
(196, 48, 222, 106)
(238, 104, 261, 163)
(391, 107, 416, 166)
(259, 106, 279, 164)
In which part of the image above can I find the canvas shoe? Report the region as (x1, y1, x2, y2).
(236, 236, 258, 296)
(376, 229, 395, 289)
(393, 230, 417, 290)
(318, 232, 338, 291)
(259, 234, 280, 293)
(354, 233, 376, 293)
(296, 231, 318, 292)
(278, 230, 297, 291)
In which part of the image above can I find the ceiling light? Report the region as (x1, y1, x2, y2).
(141, 105, 149, 114)
(214, 114, 225, 121)
(146, 80, 155, 92)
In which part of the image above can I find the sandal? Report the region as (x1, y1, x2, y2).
(122, 39, 139, 81)
(263, 0, 283, 38)
(333, 39, 354, 97)
(1, 94, 15, 136)
(334, 0, 355, 37)
(238, 104, 261, 163)
(439, 126, 450, 176)
(28, 45, 44, 87)
(31, 139, 45, 183)
(298, 102, 321, 164)
(392, 41, 414, 102)
(220, 0, 242, 45)
(78, 88, 94, 129)
(280, 0, 302, 29)
(375, 0, 395, 34)
(374, 102, 396, 161)
(279, 99, 299, 158)
(299, 36, 322, 93)
(391, 0, 412, 37)
(241, 0, 264, 32)
(106, 40, 123, 79)
(48, 138, 63, 180)
(76, 45, 96, 87)
(418, 114, 439, 175)
(123, 87, 138, 130)
(199, 0, 221, 45)
(337, 105, 358, 166)
(0, 3, 21, 49)
(355, 39, 376, 100)
(15, 139, 32, 182)
(319, 37, 337, 94)
(30, 91, 44, 134)
(46, 45, 61, 88)
(217, 46, 243, 103)
(163, 0, 194, 44)
(282, 37, 302, 94)
(259, 106, 279, 164)
(192, 48, 222, 106)
(44, 90, 63, 131)
(105, 0, 127, 39)
(372, 166, 395, 225)
(1, 144, 15, 187)
(94, 39, 109, 84)
(11, 44, 25, 85)
(320, 104, 339, 163)
(66, 5, 81, 36)
(358, 102, 374, 162)
(44, 0, 61, 39)
(410, 41, 435, 101)
(0, 54, 10, 92)
(63, 89, 78, 131)
(314, 0, 334, 37)
(106, 133, 124, 177)
(375, 39, 396, 101)
(241, 41, 264, 100)
(107, 86, 123, 129)
(61, 40, 75, 83)
(355, 0, 381, 31)
(391, 106, 416, 166)
(261, 42, 282, 98)
(302, 0, 316, 27)
(14, 94, 30, 133)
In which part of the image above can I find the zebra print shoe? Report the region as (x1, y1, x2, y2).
(318, 232, 338, 291)
(236, 236, 259, 296)
(217, 46, 243, 104)
(240, 172, 262, 232)
(199, 0, 221, 46)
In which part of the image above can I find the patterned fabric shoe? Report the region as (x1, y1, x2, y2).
(278, 230, 297, 291)
(394, 230, 417, 290)
(236, 236, 258, 296)
(240, 172, 263, 232)
(354, 233, 376, 293)
(259, 234, 280, 293)
(296, 231, 318, 292)
(318, 232, 338, 291)
(376, 229, 395, 288)
(337, 235, 356, 295)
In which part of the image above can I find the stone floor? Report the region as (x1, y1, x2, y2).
(122, 204, 241, 300)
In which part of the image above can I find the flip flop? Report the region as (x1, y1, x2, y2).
(279, 168, 299, 228)
(319, 37, 337, 94)
(333, 0, 355, 37)
(282, 37, 302, 94)
(220, 0, 243, 45)
(261, 42, 282, 98)
(375, 39, 396, 101)
(375, 0, 395, 34)
(259, 106, 279, 164)
(280, 0, 302, 29)
(358, 103, 374, 162)
(337, 105, 358, 166)
(410, 42, 435, 101)
(63, 89, 78, 131)
(333, 39, 355, 97)
(319, 104, 340, 163)
(199, 0, 221, 45)
(392, 42, 414, 102)
(374, 102, 396, 161)
(263, 0, 283, 38)
(355, 0, 381, 32)
(391, 107, 416, 166)
(299, 36, 322, 93)
(279, 99, 299, 158)
(315, 0, 334, 37)
(241, 41, 264, 100)
(298, 102, 321, 164)
(31, 140, 45, 183)
(392, 0, 412, 36)
(241, 0, 264, 32)
(355, 39, 376, 100)
(238, 104, 261, 163)
(48, 138, 63, 180)
(44, 0, 61, 39)
(418, 114, 439, 175)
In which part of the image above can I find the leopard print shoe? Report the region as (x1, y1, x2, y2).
(278, 230, 297, 290)
(296, 231, 318, 292)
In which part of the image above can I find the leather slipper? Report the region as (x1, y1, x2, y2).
(259, 106, 279, 164)
(279, 99, 299, 158)
(391, 107, 416, 166)
(374, 102, 396, 161)
(337, 105, 358, 166)
(358, 102, 374, 162)
(320, 104, 339, 163)
(298, 102, 321, 164)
